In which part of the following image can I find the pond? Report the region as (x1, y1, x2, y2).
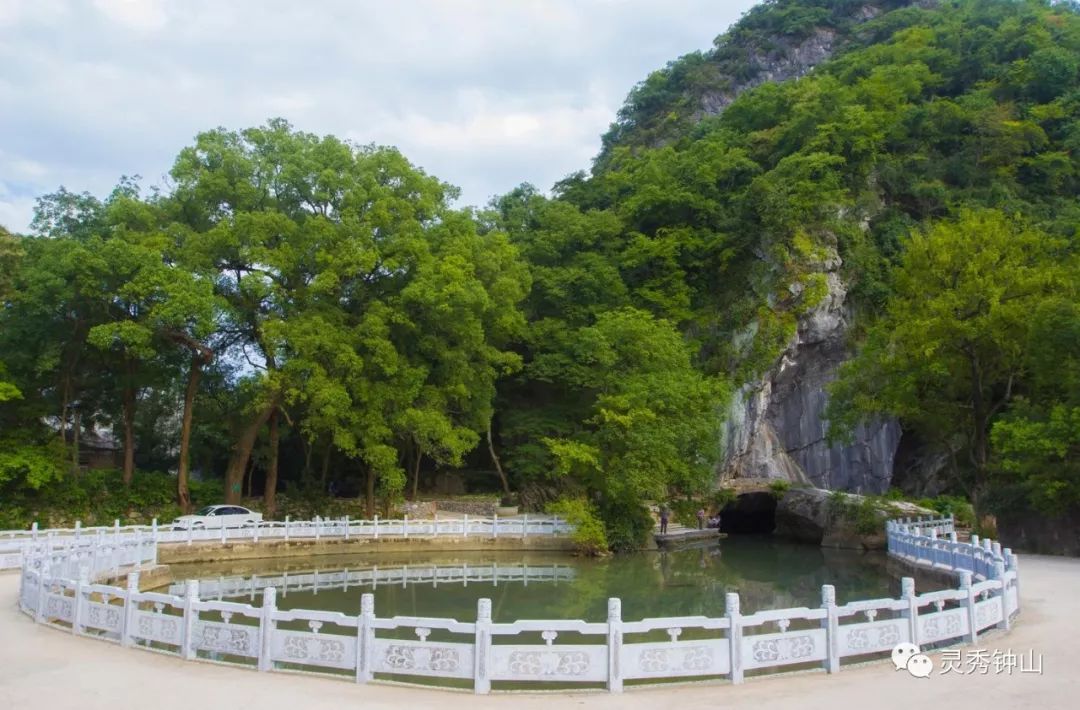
(163, 536, 920, 622)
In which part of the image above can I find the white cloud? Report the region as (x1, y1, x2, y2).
(91, 0, 168, 31)
(0, 0, 759, 231)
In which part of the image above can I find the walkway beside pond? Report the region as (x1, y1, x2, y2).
(2, 554, 1078, 710)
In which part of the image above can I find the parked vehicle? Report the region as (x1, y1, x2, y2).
(172, 505, 262, 530)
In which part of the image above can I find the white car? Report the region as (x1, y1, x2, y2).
(172, 505, 262, 530)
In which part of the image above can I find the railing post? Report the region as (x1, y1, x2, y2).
(373, 515, 379, 539)
(32, 521, 39, 542)
(522, 514, 528, 540)
(284, 516, 290, 541)
(993, 560, 1010, 631)
(1007, 550, 1020, 604)
(258, 586, 276, 671)
(464, 514, 469, 538)
(35, 564, 47, 623)
(114, 519, 120, 543)
(357, 592, 375, 683)
(606, 597, 623, 692)
(315, 515, 321, 541)
(960, 571, 977, 643)
(900, 577, 918, 645)
(493, 513, 498, 539)
(344, 515, 350, 540)
(74, 521, 80, 540)
(403, 514, 408, 539)
(182, 580, 199, 660)
(726, 592, 743, 684)
(821, 584, 838, 673)
(121, 571, 140, 648)
(474, 598, 492, 694)
(220, 522, 227, 544)
(71, 566, 88, 636)
(186, 522, 193, 546)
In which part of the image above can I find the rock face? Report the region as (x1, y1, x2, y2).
(720, 255, 902, 494)
(774, 487, 934, 550)
(697, 26, 843, 120)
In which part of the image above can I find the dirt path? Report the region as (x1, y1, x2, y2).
(2, 554, 1077, 710)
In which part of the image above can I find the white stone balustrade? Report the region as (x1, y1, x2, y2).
(13, 512, 1020, 694)
(0, 515, 571, 571)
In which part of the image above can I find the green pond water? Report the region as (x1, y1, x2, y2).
(165, 536, 918, 623)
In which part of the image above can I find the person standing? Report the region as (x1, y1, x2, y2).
(697, 508, 706, 530)
(659, 506, 669, 534)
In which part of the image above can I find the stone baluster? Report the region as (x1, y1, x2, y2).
(607, 598, 623, 692)
(993, 560, 1009, 631)
(258, 586, 276, 671)
(121, 571, 140, 648)
(726, 592, 743, 684)
(473, 598, 492, 694)
(900, 577, 918, 645)
(71, 566, 88, 636)
(182, 580, 199, 660)
(821, 584, 839, 674)
(959, 571, 977, 643)
(356, 592, 375, 683)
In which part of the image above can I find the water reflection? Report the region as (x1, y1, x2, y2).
(163, 536, 919, 622)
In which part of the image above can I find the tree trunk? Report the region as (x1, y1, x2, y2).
(302, 436, 313, 482)
(71, 409, 80, 474)
(487, 420, 511, 496)
(411, 445, 423, 501)
(122, 385, 136, 486)
(59, 376, 70, 445)
(245, 455, 255, 498)
(321, 442, 332, 490)
(224, 402, 276, 504)
(264, 408, 280, 517)
(365, 468, 376, 518)
(177, 354, 205, 513)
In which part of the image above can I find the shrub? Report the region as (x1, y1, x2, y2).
(827, 489, 852, 519)
(598, 496, 655, 552)
(546, 498, 608, 555)
(768, 480, 791, 498)
(853, 496, 883, 535)
(712, 487, 737, 509)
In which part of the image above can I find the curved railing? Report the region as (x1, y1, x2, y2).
(167, 562, 577, 598)
(13, 514, 1020, 694)
(0, 514, 572, 571)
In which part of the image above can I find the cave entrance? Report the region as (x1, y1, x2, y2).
(720, 492, 777, 534)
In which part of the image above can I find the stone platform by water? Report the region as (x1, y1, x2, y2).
(653, 524, 726, 548)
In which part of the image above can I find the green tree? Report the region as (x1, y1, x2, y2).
(829, 210, 1067, 511)
(541, 308, 727, 549)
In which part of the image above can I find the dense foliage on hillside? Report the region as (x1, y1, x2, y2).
(1, 0, 1078, 544)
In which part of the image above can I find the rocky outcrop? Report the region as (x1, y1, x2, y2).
(774, 487, 934, 550)
(720, 251, 901, 493)
(697, 25, 843, 120)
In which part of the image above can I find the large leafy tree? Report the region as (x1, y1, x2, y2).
(172, 119, 528, 512)
(829, 210, 1067, 510)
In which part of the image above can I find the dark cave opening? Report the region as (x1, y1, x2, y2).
(720, 492, 778, 534)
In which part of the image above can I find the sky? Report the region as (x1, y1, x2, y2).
(0, 0, 760, 231)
